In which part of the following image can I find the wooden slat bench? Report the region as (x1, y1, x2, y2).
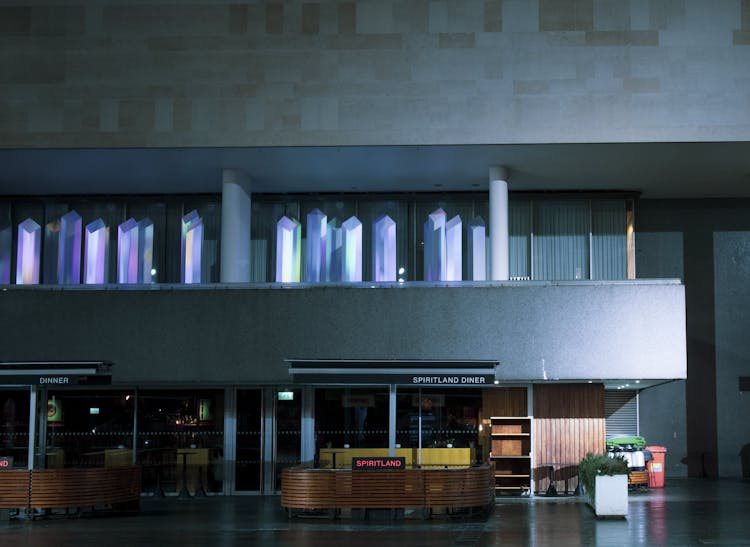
(0, 469, 31, 510)
(281, 464, 495, 519)
(0, 466, 141, 518)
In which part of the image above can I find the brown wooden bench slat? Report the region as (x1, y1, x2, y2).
(281, 465, 495, 512)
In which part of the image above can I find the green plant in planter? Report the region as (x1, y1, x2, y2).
(578, 452, 629, 497)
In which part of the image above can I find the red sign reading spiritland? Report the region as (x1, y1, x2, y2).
(0, 456, 13, 468)
(352, 457, 406, 470)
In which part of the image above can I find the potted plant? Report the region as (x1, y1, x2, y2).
(578, 452, 629, 518)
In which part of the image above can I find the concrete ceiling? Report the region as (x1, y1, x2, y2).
(1, 141, 749, 199)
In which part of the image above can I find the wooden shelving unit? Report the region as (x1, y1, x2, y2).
(489, 416, 532, 495)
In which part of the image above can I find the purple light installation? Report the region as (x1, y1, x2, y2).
(424, 208, 447, 281)
(84, 218, 109, 284)
(181, 210, 203, 284)
(326, 218, 342, 282)
(16, 218, 41, 284)
(276, 216, 301, 282)
(117, 219, 139, 283)
(305, 209, 327, 282)
(341, 216, 362, 282)
(58, 210, 82, 284)
(467, 217, 487, 281)
(445, 214, 462, 281)
(0, 222, 10, 284)
(372, 215, 396, 282)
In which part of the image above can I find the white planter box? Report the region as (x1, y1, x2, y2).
(587, 474, 628, 518)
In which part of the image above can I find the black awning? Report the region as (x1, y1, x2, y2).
(0, 361, 112, 386)
(287, 359, 497, 386)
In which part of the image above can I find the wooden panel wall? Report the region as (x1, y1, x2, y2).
(532, 384, 606, 494)
(482, 387, 528, 418)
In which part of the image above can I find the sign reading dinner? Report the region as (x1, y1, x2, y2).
(352, 457, 406, 470)
(411, 376, 488, 385)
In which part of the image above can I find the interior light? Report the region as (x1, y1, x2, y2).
(151, 268, 157, 276)
(635, 380, 640, 384)
(493, 380, 499, 385)
(398, 267, 405, 275)
(398, 278, 405, 283)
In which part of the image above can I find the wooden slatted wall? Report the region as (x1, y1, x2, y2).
(532, 384, 605, 494)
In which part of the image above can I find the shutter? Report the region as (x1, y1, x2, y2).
(605, 390, 638, 437)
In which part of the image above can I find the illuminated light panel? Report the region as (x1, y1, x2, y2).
(117, 219, 139, 283)
(0, 223, 10, 284)
(467, 217, 486, 281)
(372, 215, 396, 282)
(137, 218, 154, 283)
(445, 214, 462, 281)
(181, 210, 203, 284)
(84, 218, 109, 284)
(58, 210, 82, 284)
(305, 208, 327, 282)
(16, 218, 41, 284)
(276, 216, 301, 282)
(341, 216, 362, 282)
(424, 208, 447, 281)
(326, 218, 342, 282)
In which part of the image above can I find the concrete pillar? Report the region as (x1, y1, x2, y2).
(220, 169, 252, 283)
(489, 166, 509, 281)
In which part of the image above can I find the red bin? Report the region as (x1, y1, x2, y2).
(646, 445, 667, 488)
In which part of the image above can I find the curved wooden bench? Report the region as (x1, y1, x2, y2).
(0, 466, 141, 516)
(281, 464, 494, 517)
(0, 470, 31, 509)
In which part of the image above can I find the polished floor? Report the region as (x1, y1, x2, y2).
(2, 479, 749, 546)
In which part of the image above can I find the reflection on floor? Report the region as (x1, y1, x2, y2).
(2, 479, 750, 546)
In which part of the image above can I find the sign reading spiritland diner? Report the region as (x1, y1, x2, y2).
(352, 457, 406, 470)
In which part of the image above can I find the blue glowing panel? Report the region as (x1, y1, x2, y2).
(117, 218, 139, 283)
(424, 208, 447, 281)
(0, 223, 10, 284)
(16, 218, 41, 284)
(326, 218, 342, 282)
(305, 209, 327, 282)
(84, 218, 109, 284)
(58, 210, 82, 284)
(372, 215, 396, 282)
(181, 210, 203, 284)
(341, 216, 362, 282)
(445, 214, 462, 281)
(137, 218, 154, 283)
(276, 216, 301, 282)
(467, 217, 487, 281)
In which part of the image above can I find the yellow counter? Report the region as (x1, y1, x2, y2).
(319, 448, 414, 469)
(318, 447, 474, 469)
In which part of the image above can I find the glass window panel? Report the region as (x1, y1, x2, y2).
(182, 198, 222, 283)
(509, 198, 531, 280)
(137, 389, 224, 494)
(275, 388, 301, 490)
(126, 200, 167, 284)
(235, 389, 262, 491)
(357, 198, 409, 281)
(533, 200, 590, 280)
(415, 198, 476, 281)
(591, 199, 627, 280)
(45, 390, 135, 468)
(314, 387, 389, 468)
(0, 389, 30, 468)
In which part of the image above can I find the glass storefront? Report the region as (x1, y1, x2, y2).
(0, 389, 30, 469)
(274, 388, 301, 491)
(137, 389, 224, 495)
(235, 389, 262, 491)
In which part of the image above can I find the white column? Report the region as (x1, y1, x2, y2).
(489, 166, 509, 281)
(220, 168, 252, 283)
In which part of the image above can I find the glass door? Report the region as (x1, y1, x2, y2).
(274, 388, 301, 491)
(0, 389, 30, 469)
(235, 389, 262, 491)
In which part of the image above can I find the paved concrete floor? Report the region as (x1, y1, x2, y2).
(2, 479, 749, 546)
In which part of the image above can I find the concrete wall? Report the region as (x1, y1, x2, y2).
(636, 199, 750, 478)
(1, 1, 749, 148)
(0, 281, 685, 386)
